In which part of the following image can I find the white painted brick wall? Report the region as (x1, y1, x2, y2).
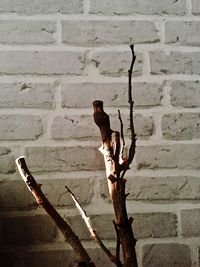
(0, 0, 200, 266)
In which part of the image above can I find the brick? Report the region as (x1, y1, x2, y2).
(0, 179, 36, 210)
(170, 80, 200, 108)
(61, 82, 163, 108)
(192, 0, 200, 14)
(25, 146, 104, 172)
(90, 0, 186, 15)
(0, 147, 15, 174)
(24, 249, 76, 267)
(41, 177, 94, 206)
(64, 214, 114, 240)
(165, 21, 200, 46)
(142, 243, 191, 267)
(0, 115, 42, 140)
(132, 212, 177, 239)
(2, 215, 57, 245)
(136, 144, 200, 170)
(51, 114, 154, 140)
(0, 177, 93, 210)
(0, 20, 55, 44)
(162, 113, 200, 140)
(0, 0, 83, 14)
(0, 82, 56, 109)
(63, 212, 176, 240)
(0, 51, 85, 75)
(51, 115, 97, 140)
(24, 247, 115, 267)
(62, 20, 159, 45)
(125, 176, 200, 201)
(150, 51, 200, 75)
(181, 209, 200, 237)
(91, 50, 143, 76)
(126, 113, 154, 139)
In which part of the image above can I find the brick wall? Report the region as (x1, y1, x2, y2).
(0, 0, 200, 266)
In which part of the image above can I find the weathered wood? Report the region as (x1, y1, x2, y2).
(93, 101, 137, 267)
(93, 45, 138, 267)
(65, 185, 117, 265)
(16, 156, 96, 267)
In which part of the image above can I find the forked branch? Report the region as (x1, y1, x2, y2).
(93, 45, 138, 267)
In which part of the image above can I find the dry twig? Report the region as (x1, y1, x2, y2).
(65, 186, 117, 265)
(93, 45, 138, 267)
(16, 156, 96, 267)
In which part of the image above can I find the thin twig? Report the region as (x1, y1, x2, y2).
(113, 131, 121, 180)
(65, 186, 118, 265)
(128, 44, 137, 165)
(121, 44, 137, 180)
(118, 110, 125, 159)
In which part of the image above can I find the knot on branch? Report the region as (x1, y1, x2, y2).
(93, 100, 113, 144)
(108, 174, 118, 184)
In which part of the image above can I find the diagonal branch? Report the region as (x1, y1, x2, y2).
(15, 156, 96, 267)
(65, 186, 117, 265)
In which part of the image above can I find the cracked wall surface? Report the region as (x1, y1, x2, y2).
(0, 0, 200, 266)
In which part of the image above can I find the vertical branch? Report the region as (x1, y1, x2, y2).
(118, 110, 125, 159)
(128, 44, 137, 166)
(93, 100, 138, 267)
(113, 220, 122, 267)
(121, 45, 137, 180)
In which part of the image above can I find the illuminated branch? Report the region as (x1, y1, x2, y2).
(65, 186, 117, 265)
(93, 99, 137, 267)
(16, 156, 96, 267)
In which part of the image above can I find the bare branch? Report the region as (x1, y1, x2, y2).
(128, 44, 137, 166)
(118, 110, 125, 159)
(16, 156, 96, 267)
(93, 100, 137, 266)
(113, 220, 122, 267)
(121, 45, 137, 180)
(65, 186, 117, 265)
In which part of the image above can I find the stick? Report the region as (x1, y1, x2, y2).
(113, 220, 122, 267)
(118, 109, 125, 159)
(128, 44, 137, 166)
(121, 45, 137, 180)
(65, 186, 117, 265)
(16, 156, 96, 267)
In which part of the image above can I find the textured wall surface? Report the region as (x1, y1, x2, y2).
(0, 0, 200, 266)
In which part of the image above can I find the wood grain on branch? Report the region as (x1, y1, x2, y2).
(93, 100, 137, 267)
(15, 156, 96, 267)
(65, 186, 117, 265)
(93, 45, 138, 267)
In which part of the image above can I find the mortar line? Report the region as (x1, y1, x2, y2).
(186, 0, 192, 15)
(160, 19, 165, 45)
(176, 208, 182, 238)
(83, 0, 90, 17)
(0, 14, 200, 20)
(56, 17, 62, 44)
